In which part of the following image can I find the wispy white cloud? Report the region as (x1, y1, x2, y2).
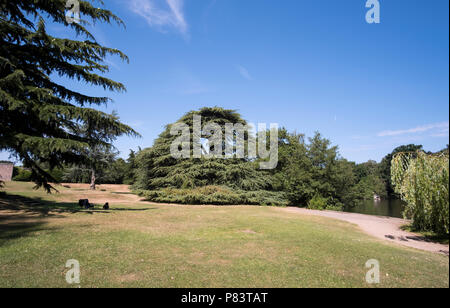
(377, 122, 449, 137)
(430, 126, 450, 138)
(129, 0, 188, 36)
(237, 65, 253, 81)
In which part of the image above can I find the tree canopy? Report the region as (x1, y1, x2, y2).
(133, 107, 389, 208)
(392, 151, 449, 234)
(270, 129, 366, 209)
(379, 144, 424, 196)
(0, 0, 138, 191)
(133, 107, 270, 192)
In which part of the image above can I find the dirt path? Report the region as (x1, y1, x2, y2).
(281, 207, 449, 255)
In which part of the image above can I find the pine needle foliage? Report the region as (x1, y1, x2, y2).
(134, 107, 271, 191)
(133, 107, 284, 205)
(0, 0, 138, 191)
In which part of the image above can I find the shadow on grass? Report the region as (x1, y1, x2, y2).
(0, 220, 62, 247)
(400, 224, 449, 245)
(0, 193, 157, 247)
(0, 195, 62, 247)
(0, 193, 157, 216)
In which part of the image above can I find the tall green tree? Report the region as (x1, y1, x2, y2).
(134, 107, 270, 192)
(0, 0, 138, 191)
(270, 129, 312, 204)
(63, 146, 121, 186)
(379, 144, 423, 197)
(353, 160, 387, 199)
(123, 149, 139, 184)
(392, 151, 449, 234)
(272, 131, 362, 209)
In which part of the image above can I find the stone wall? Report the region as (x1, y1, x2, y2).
(0, 162, 14, 181)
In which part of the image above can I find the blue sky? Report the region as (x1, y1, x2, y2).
(2, 0, 449, 163)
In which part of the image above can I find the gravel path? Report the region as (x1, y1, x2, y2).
(282, 207, 449, 255)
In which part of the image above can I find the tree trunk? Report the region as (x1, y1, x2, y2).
(90, 169, 96, 190)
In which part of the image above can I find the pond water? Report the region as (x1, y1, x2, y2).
(344, 199, 406, 218)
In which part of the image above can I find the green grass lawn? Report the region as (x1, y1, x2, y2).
(0, 182, 448, 288)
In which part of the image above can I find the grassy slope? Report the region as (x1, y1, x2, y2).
(0, 182, 448, 288)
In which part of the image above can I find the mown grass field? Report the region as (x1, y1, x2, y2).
(0, 182, 448, 288)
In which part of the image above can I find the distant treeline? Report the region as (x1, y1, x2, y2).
(11, 106, 448, 212)
(13, 149, 138, 185)
(11, 137, 448, 210)
(11, 140, 448, 210)
(128, 108, 449, 209)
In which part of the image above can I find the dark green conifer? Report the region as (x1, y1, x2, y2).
(134, 107, 271, 192)
(0, 0, 138, 191)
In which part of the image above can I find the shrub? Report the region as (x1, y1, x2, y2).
(307, 194, 329, 210)
(13, 166, 64, 183)
(306, 194, 343, 211)
(135, 186, 289, 206)
(12, 168, 32, 182)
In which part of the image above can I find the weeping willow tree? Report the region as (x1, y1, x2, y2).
(391, 151, 449, 234)
(133, 107, 287, 205)
(0, 0, 138, 191)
